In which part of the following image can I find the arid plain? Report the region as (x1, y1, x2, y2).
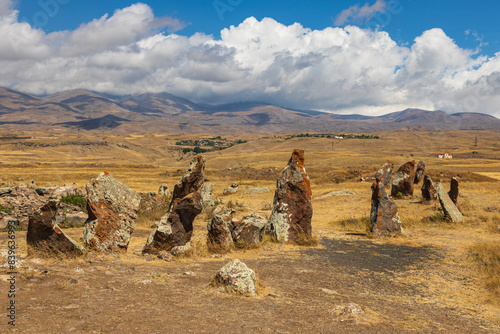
(1, 128, 500, 333)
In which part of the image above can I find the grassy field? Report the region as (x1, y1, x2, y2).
(0, 129, 499, 332)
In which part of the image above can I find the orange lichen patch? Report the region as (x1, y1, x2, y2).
(54, 226, 63, 234)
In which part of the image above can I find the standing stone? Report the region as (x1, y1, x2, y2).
(371, 181, 402, 236)
(421, 175, 437, 201)
(207, 206, 234, 251)
(375, 161, 394, 188)
(213, 259, 257, 297)
(232, 213, 266, 247)
(391, 160, 416, 197)
(437, 183, 464, 222)
(448, 177, 459, 205)
(27, 201, 85, 255)
(201, 182, 215, 211)
(83, 172, 141, 252)
(223, 182, 238, 195)
(414, 160, 425, 184)
(158, 184, 171, 197)
(267, 149, 313, 243)
(143, 156, 205, 255)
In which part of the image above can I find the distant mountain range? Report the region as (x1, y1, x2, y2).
(1, 86, 499, 134)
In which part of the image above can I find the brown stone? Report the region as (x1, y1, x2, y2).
(375, 160, 394, 188)
(448, 177, 459, 205)
(371, 181, 402, 236)
(143, 156, 205, 255)
(232, 213, 266, 247)
(421, 175, 437, 201)
(437, 183, 464, 222)
(414, 160, 425, 184)
(83, 172, 141, 252)
(27, 201, 85, 255)
(391, 160, 416, 197)
(267, 149, 313, 243)
(207, 206, 234, 251)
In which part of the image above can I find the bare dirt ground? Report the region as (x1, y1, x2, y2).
(0, 129, 499, 333)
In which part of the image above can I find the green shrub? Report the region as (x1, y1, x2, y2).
(60, 193, 87, 211)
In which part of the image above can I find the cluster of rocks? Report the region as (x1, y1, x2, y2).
(222, 182, 238, 195)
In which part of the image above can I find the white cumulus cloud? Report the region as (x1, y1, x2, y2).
(0, 3, 499, 118)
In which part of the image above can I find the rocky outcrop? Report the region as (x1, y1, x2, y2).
(143, 156, 205, 255)
(375, 161, 394, 188)
(232, 213, 266, 247)
(201, 182, 215, 211)
(391, 160, 416, 197)
(222, 182, 238, 195)
(83, 172, 141, 252)
(36, 184, 79, 198)
(371, 181, 402, 236)
(421, 175, 437, 201)
(26, 201, 85, 255)
(158, 184, 171, 197)
(0, 186, 47, 228)
(213, 259, 257, 297)
(267, 149, 313, 243)
(448, 177, 459, 205)
(207, 206, 234, 251)
(437, 183, 464, 222)
(414, 160, 425, 184)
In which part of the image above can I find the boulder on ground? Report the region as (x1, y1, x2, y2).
(448, 177, 459, 205)
(371, 181, 402, 236)
(222, 182, 238, 195)
(28, 180, 37, 190)
(158, 184, 171, 197)
(26, 201, 85, 255)
(375, 161, 394, 188)
(207, 206, 234, 251)
(83, 172, 141, 252)
(143, 156, 205, 255)
(201, 182, 215, 211)
(391, 160, 416, 197)
(315, 190, 356, 200)
(213, 259, 257, 297)
(421, 175, 437, 201)
(437, 183, 464, 223)
(414, 160, 425, 184)
(267, 149, 313, 243)
(232, 213, 266, 247)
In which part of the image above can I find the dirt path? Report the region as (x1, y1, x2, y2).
(1, 229, 499, 333)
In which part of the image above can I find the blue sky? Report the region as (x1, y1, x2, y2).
(1, 0, 500, 117)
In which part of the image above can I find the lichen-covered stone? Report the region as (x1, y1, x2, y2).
(371, 181, 402, 236)
(222, 182, 238, 195)
(201, 182, 215, 211)
(391, 160, 416, 197)
(375, 161, 394, 188)
(232, 213, 266, 247)
(83, 172, 140, 252)
(27, 201, 85, 255)
(414, 160, 425, 184)
(213, 259, 257, 297)
(421, 175, 437, 201)
(158, 184, 171, 197)
(448, 177, 459, 205)
(207, 206, 234, 251)
(267, 149, 313, 243)
(143, 156, 205, 255)
(437, 183, 464, 223)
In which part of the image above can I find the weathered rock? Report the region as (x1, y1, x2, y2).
(143, 156, 205, 255)
(421, 175, 437, 201)
(391, 160, 416, 197)
(267, 149, 313, 243)
(0, 187, 13, 196)
(36, 184, 78, 197)
(375, 161, 394, 188)
(437, 183, 464, 222)
(414, 160, 425, 184)
(26, 201, 85, 255)
(158, 184, 171, 197)
(59, 212, 88, 228)
(222, 182, 238, 195)
(28, 180, 37, 190)
(314, 190, 356, 200)
(207, 206, 234, 251)
(371, 181, 402, 236)
(213, 259, 257, 297)
(246, 187, 270, 193)
(83, 172, 141, 252)
(232, 213, 266, 247)
(201, 182, 215, 211)
(0, 217, 18, 230)
(448, 177, 459, 205)
(0, 186, 46, 228)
